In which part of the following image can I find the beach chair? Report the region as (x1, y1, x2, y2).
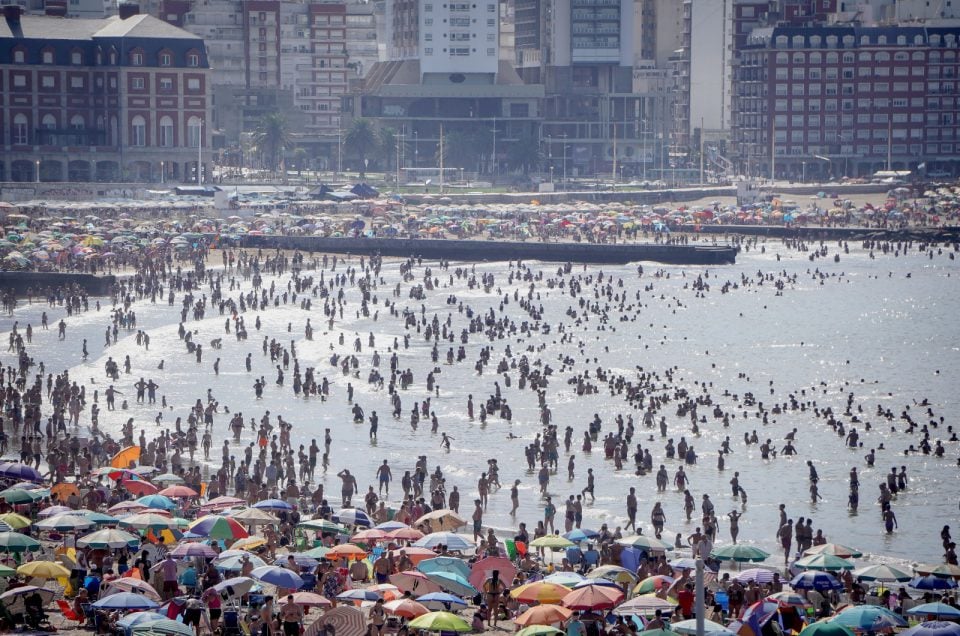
(56, 599, 84, 626)
(222, 608, 243, 636)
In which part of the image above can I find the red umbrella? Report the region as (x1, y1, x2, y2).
(122, 480, 158, 496)
(158, 485, 199, 498)
(561, 584, 624, 610)
(386, 527, 425, 541)
(468, 556, 517, 589)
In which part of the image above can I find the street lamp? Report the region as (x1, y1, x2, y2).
(160, 160, 165, 184)
(413, 130, 418, 168)
(35, 160, 40, 183)
(801, 160, 807, 183)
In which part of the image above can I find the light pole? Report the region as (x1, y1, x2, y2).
(813, 154, 832, 181)
(801, 160, 807, 183)
(562, 135, 568, 188)
(337, 121, 342, 176)
(35, 160, 40, 183)
(413, 130, 418, 168)
(160, 161, 165, 184)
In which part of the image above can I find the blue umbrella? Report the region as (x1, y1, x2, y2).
(417, 556, 471, 579)
(423, 571, 478, 597)
(669, 558, 698, 570)
(910, 576, 958, 591)
(374, 521, 409, 531)
(790, 571, 843, 592)
(332, 508, 372, 527)
(413, 532, 474, 551)
(274, 554, 319, 569)
(251, 565, 304, 589)
(907, 603, 960, 620)
(92, 592, 160, 610)
(416, 592, 469, 611)
(337, 589, 383, 602)
(136, 495, 177, 510)
(900, 623, 960, 636)
(564, 528, 599, 542)
(833, 606, 907, 630)
(252, 499, 293, 512)
(543, 571, 587, 586)
(0, 462, 43, 483)
(117, 611, 169, 634)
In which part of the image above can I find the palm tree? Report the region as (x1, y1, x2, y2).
(378, 126, 397, 174)
(252, 113, 292, 176)
(507, 134, 542, 175)
(345, 118, 376, 177)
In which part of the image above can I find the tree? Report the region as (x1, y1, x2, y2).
(507, 134, 542, 175)
(378, 126, 396, 174)
(345, 118, 376, 177)
(292, 147, 308, 176)
(252, 113, 292, 175)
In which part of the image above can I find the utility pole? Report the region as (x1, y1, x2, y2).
(611, 123, 617, 186)
(491, 116, 497, 179)
(439, 123, 444, 194)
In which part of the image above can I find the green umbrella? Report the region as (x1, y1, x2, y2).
(794, 554, 854, 571)
(0, 564, 17, 577)
(710, 544, 770, 563)
(298, 518, 348, 534)
(530, 535, 576, 549)
(0, 532, 42, 553)
(300, 546, 331, 559)
(853, 564, 912, 582)
(408, 611, 472, 633)
(132, 619, 196, 636)
(0, 488, 46, 504)
(516, 627, 564, 636)
(802, 543, 863, 559)
(799, 620, 856, 636)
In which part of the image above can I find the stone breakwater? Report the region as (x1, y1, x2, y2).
(0, 271, 116, 295)
(233, 235, 739, 265)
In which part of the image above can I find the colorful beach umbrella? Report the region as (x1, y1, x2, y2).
(795, 554, 854, 571)
(332, 508, 372, 527)
(833, 605, 907, 630)
(561, 584, 624, 610)
(136, 495, 176, 510)
(170, 542, 219, 558)
(515, 604, 573, 626)
(78, 528, 140, 549)
(510, 581, 571, 604)
(711, 544, 770, 563)
(530, 535, 575, 549)
(907, 603, 960, 620)
(408, 611, 471, 632)
(854, 564, 912, 582)
(802, 543, 863, 559)
(383, 598, 429, 619)
(413, 532, 474, 551)
(251, 565, 304, 589)
(0, 532, 42, 553)
(157, 485, 198, 498)
(17, 561, 71, 580)
(910, 575, 958, 591)
(188, 515, 249, 540)
(789, 571, 842, 592)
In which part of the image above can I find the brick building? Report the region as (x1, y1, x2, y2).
(0, 4, 211, 183)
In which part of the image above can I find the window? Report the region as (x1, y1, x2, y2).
(42, 114, 56, 130)
(43, 50, 54, 64)
(13, 50, 24, 63)
(71, 76, 84, 89)
(159, 116, 174, 147)
(187, 116, 202, 147)
(41, 75, 55, 88)
(131, 115, 146, 146)
(12, 114, 28, 145)
(424, 47, 433, 55)
(131, 52, 143, 65)
(71, 115, 85, 130)
(160, 77, 173, 91)
(13, 74, 26, 88)
(132, 77, 145, 89)
(71, 51, 82, 65)
(160, 53, 172, 66)
(187, 77, 201, 91)
(187, 53, 200, 67)
(486, 47, 495, 56)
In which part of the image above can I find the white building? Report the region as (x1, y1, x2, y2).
(687, 0, 732, 134)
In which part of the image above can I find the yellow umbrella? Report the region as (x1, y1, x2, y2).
(111, 446, 141, 469)
(231, 535, 268, 551)
(0, 513, 31, 529)
(18, 561, 71, 580)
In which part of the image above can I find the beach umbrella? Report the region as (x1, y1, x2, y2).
(131, 618, 195, 636)
(833, 605, 907, 630)
(799, 621, 856, 636)
(332, 508, 372, 527)
(0, 488, 46, 504)
(736, 568, 777, 584)
(110, 446, 142, 469)
(251, 565, 304, 589)
(101, 577, 162, 601)
(274, 554, 319, 569)
(114, 612, 170, 635)
(326, 544, 367, 560)
(633, 575, 675, 595)
(390, 571, 443, 595)
(108, 501, 148, 514)
(907, 603, 960, 620)
(854, 564, 912, 582)
(0, 462, 43, 482)
(350, 528, 388, 543)
(469, 556, 516, 589)
(212, 576, 257, 598)
(415, 509, 468, 531)
(230, 508, 280, 526)
(415, 592, 468, 611)
(612, 594, 677, 616)
(914, 563, 960, 579)
(765, 592, 811, 609)
(423, 571, 478, 597)
(230, 535, 267, 551)
(123, 480, 159, 496)
(37, 505, 73, 518)
(587, 565, 638, 584)
(93, 592, 160, 610)
(200, 496, 245, 512)
(0, 532, 41, 553)
(789, 571, 842, 592)
(795, 554, 854, 571)
(36, 513, 95, 532)
(78, 528, 140, 549)
(0, 586, 55, 614)
(530, 535, 575, 549)
(136, 495, 176, 510)
(0, 513, 31, 529)
(561, 584, 624, 610)
(413, 532, 474, 551)
(157, 485, 198, 498)
(17, 561, 71, 580)
(544, 572, 587, 587)
(389, 547, 437, 565)
(50, 483, 80, 502)
(383, 598, 429, 619)
(516, 627, 564, 636)
(616, 535, 673, 552)
(910, 575, 958, 591)
(188, 515, 249, 540)
(252, 499, 293, 512)
(417, 556, 471, 579)
(375, 520, 410, 531)
(515, 604, 573, 626)
(0, 564, 15, 577)
(337, 588, 383, 602)
(298, 518, 347, 534)
(672, 619, 729, 635)
(315, 606, 366, 636)
(510, 581, 571, 604)
(711, 545, 770, 563)
(563, 528, 599, 542)
(81, 511, 120, 525)
(386, 527, 424, 541)
(215, 553, 267, 571)
(170, 542, 218, 558)
(900, 623, 960, 636)
(291, 592, 331, 608)
(669, 558, 699, 571)
(120, 513, 179, 530)
(152, 473, 185, 485)
(802, 543, 863, 559)
(299, 546, 330, 560)
(408, 611, 471, 632)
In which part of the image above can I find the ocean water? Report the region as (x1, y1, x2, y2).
(3, 238, 960, 567)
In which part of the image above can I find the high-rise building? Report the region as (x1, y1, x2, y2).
(0, 4, 212, 182)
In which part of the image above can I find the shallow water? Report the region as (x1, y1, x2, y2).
(3, 239, 960, 567)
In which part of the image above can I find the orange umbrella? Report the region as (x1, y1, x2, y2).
(383, 599, 430, 619)
(510, 582, 571, 605)
(51, 483, 80, 501)
(111, 446, 141, 469)
(351, 529, 388, 543)
(515, 605, 573, 627)
(387, 547, 436, 565)
(560, 584, 624, 610)
(158, 485, 198, 498)
(387, 527, 425, 541)
(291, 592, 332, 608)
(326, 544, 368, 560)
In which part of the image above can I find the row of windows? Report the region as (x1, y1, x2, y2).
(742, 49, 959, 66)
(423, 32, 494, 41)
(772, 32, 958, 49)
(773, 81, 954, 95)
(11, 48, 200, 67)
(422, 47, 496, 56)
(129, 116, 202, 147)
(422, 3, 496, 11)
